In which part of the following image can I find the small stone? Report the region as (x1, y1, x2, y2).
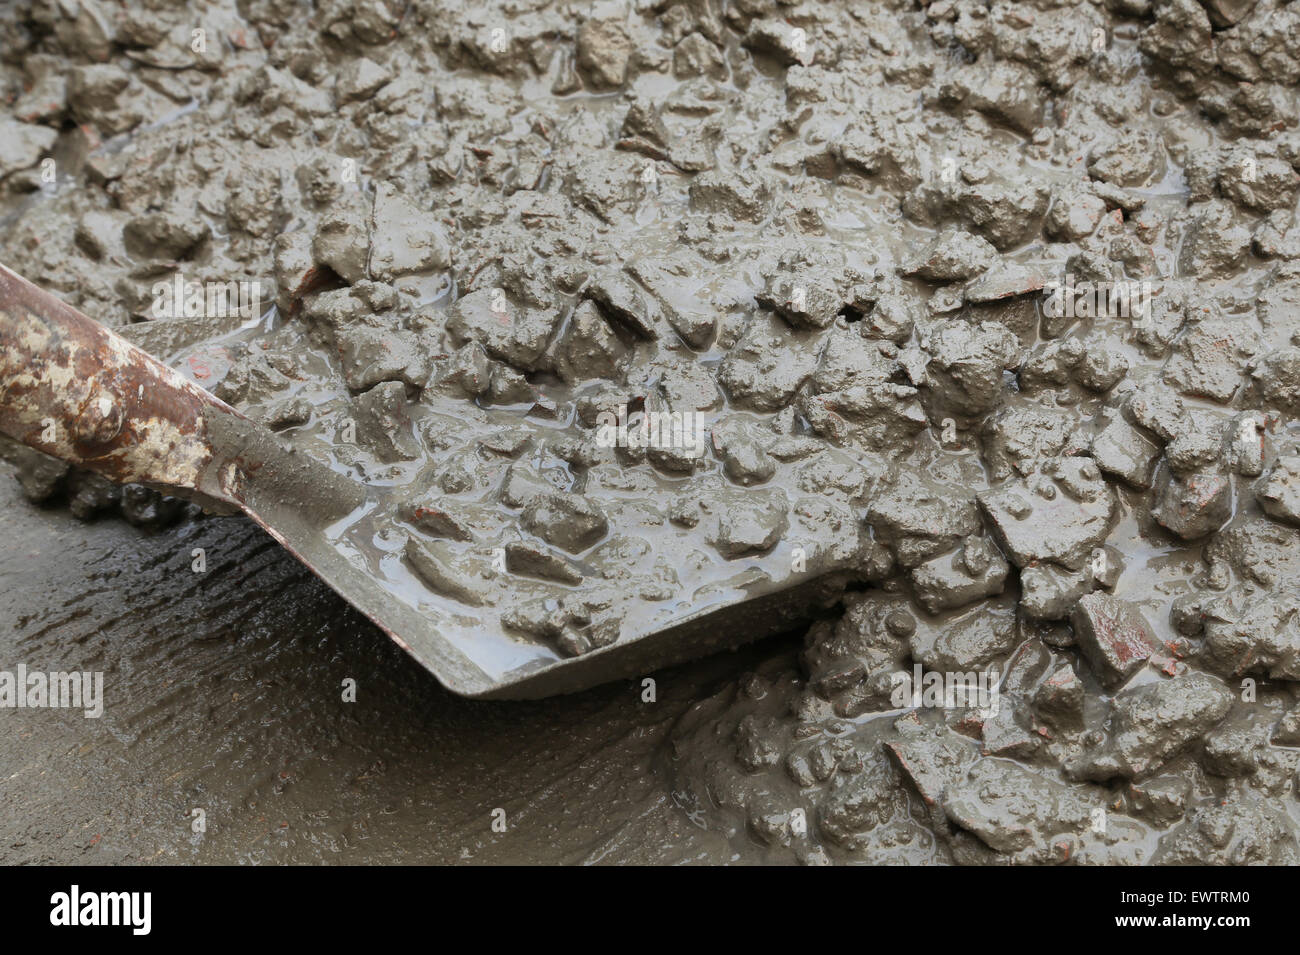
(1126, 386, 1187, 443)
(0, 119, 57, 179)
(335, 325, 426, 393)
(337, 57, 392, 103)
(123, 207, 210, 259)
(910, 539, 1009, 614)
(1092, 416, 1161, 489)
(963, 264, 1047, 305)
(312, 200, 370, 284)
(1163, 319, 1258, 403)
(521, 493, 609, 553)
(444, 287, 560, 371)
(1088, 129, 1163, 187)
(1033, 662, 1085, 731)
(978, 467, 1114, 571)
(1068, 673, 1232, 781)
(352, 380, 419, 462)
(399, 499, 476, 541)
(1201, 711, 1270, 777)
(368, 183, 450, 280)
(1045, 185, 1107, 241)
(1273, 703, 1300, 746)
(505, 540, 583, 585)
(1019, 563, 1091, 621)
(756, 268, 842, 329)
(1254, 454, 1300, 525)
(909, 603, 1017, 671)
(1152, 468, 1232, 540)
(1127, 775, 1190, 828)
(689, 168, 770, 222)
(404, 537, 489, 606)
(744, 18, 813, 66)
(1070, 593, 1156, 689)
(1164, 427, 1222, 475)
(923, 321, 1021, 417)
(902, 228, 997, 282)
(1252, 347, 1300, 416)
(576, 19, 632, 89)
(943, 759, 1094, 855)
(709, 489, 789, 558)
(721, 435, 777, 486)
(1178, 201, 1251, 276)
(981, 705, 1042, 759)
(552, 300, 628, 383)
(499, 464, 557, 509)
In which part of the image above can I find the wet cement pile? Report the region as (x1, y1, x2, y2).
(3, 0, 1300, 863)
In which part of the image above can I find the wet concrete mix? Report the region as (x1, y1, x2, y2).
(2, 0, 1300, 864)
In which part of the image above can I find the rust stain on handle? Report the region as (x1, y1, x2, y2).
(0, 263, 220, 492)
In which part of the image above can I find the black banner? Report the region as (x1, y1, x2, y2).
(0, 865, 1269, 942)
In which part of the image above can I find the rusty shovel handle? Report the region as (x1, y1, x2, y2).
(0, 262, 232, 498)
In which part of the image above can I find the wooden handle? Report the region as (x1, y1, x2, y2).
(0, 262, 229, 496)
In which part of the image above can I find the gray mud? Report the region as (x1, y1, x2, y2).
(4, 0, 1300, 863)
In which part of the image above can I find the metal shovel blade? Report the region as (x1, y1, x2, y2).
(0, 264, 845, 698)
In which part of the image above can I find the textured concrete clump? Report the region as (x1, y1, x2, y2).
(3, 0, 1300, 864)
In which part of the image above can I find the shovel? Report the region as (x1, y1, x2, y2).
(0, 263, 839, 698)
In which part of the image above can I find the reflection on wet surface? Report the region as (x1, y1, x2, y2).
(0, 478, 759, 864)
